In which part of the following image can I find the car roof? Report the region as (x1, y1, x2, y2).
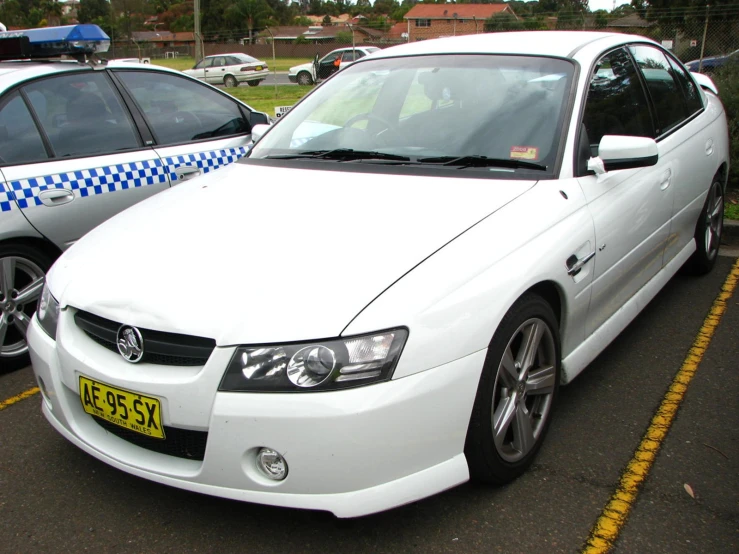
(0, 59, 189, 91)
(371, 31, 657, 60)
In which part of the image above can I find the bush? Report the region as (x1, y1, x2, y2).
(712, 61, 739, 188)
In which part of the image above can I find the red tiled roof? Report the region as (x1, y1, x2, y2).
(387, 22, 407, 39)
(405, 4, 512, 20)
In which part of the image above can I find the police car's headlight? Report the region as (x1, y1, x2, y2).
(219, 328, 408, 392)
(37, 283, 60, 340)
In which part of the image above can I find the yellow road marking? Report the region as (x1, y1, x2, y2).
(0, 387, 40, 411)
(583, 257, 739, 554)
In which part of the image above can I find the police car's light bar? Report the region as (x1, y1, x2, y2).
(0, 24, 110, 61)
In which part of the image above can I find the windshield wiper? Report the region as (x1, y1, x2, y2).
(265, 149, 411, 162)
(416, 155, 547, 171)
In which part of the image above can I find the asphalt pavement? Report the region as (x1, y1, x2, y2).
(1, 255, 737, 553)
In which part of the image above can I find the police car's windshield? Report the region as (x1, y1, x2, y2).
(249, 54, 575, 174)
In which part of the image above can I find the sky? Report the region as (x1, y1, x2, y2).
(588, 0, 632, 11)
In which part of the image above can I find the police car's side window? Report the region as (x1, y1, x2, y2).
(24, 73, 140, 158)
(115, 71, 251, 145)
(0, 92, 48, 165)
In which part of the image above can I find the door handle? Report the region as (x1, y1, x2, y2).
(660, 168, 672, 191)
(566, 251, 595, 276)
(38, 188, 74, 206)
(174, 165, 202, 182)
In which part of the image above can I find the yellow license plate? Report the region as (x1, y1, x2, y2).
(255, 65, 263, 71)
(79, 376, 165, 439)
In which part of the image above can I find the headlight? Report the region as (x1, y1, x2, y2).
(219, 328, 408, 392)
(37, 282, 60, 340)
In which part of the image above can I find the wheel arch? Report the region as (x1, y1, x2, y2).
(0, 236, 62, 263)
(523, 280, 564, 329)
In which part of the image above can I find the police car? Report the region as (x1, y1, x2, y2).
(0, 25, 269, 371)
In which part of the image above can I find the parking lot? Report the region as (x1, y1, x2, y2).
(0, 253, 736, 553)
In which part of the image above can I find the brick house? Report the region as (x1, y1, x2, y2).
(403, 4, 518, 41)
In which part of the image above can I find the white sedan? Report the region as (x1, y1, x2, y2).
(183, 53, 269, 87)
(28, 31, 728, 518)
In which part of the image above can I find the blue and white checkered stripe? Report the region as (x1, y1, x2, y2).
(163, 146, 248, 182)
(0, 187, 13, 213)
(1, 159, 168, 213)
(0, 147, 248, 213)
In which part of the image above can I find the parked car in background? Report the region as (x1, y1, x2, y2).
(0, 25, 269, 371)
(685, 48, 739, 72)
(184, 53, 270, 87)
(28, 31, 728, 516)
(288, 46, 380, 85)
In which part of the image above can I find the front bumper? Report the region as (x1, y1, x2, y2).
(28, 312, 485, 517)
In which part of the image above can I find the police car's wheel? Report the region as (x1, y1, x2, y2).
(224, 75, 238, 88)
(0, 245, 54, 372)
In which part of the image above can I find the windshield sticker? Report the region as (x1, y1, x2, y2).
(510, 146, 539, 161)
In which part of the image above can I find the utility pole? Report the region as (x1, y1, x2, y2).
(194, 0, 203, 62)
(698, 4, 709, 73)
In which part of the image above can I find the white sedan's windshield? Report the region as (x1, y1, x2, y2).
(250, 54, 575, 173)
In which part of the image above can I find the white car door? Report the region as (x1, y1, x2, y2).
(576, 47, 673, 336)
(112, 70, 254, 186)
(187, 57, 212, 82)
(0, 71, 169, 250)
(628, 45, 719, 266)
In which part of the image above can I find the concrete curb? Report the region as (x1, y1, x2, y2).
(724, 218, 739, 241)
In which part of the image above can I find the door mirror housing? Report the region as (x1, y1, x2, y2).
(249, 111, 270, 127)
(251, 123, 270, 143)
(587, 135, 658, 174)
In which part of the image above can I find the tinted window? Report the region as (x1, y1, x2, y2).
(667, 56, 703, 116)
(24, 72, 140, 158)
(629, 45, 687, 135)
(194, 58, 213, 69)
(582, 48, 654, 155)
(0, 92, 47, 165)
(116, 71, 251, 145)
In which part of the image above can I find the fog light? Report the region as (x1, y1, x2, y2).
(256, 448, 288, 480)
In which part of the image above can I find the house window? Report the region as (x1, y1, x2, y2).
(415, 19, 431, 28)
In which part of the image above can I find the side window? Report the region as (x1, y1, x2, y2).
(629, 45, 687, 135)
(0, 92, 48, 165)
(226, 56, 242, 66)
(213, 57, 225, 67)
(356, 51, 367, 59)
(667, 56, 703, 116)
(582, 48, 654, 157)
(24, 72, 140, 158)
(115, 71, 251, 145)
(342, 51, 357, 63)
(195, 58, 213, 70)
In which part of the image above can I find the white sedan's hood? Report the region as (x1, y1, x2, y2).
(51, 163, 535, 345)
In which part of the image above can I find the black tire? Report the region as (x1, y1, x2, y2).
(297, 72, 313, 86)
(0, 244, 56, 373)
(247, 80, 260, 87)
(465, 293, 561, 484)
(224, 75, 238, 88)
(683, 177, 724, 275)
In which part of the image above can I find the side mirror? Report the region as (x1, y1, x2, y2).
(587, 135, 658, 175)
(690, 72, 718, 95)
(250, 123, 270, 143)
(250, 111, 270, 127)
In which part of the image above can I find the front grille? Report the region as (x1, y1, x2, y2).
(75, 310, 215, 366)
(92, 416, 208, 461)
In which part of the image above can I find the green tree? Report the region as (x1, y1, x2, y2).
(226, 0, 273, 43)
(78, 0, 110, 23)
(484, 13, 524, 32)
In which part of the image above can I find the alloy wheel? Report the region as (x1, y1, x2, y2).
(0, 256, 45, 359)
